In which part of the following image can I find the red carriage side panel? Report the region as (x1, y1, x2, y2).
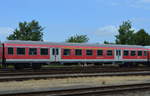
(61, 46, 115, 61)
(121, 47, 147, 60)
(0, 43, 2, 64)
(4, 43, 50, 63)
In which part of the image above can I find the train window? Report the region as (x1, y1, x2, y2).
(86, 50, 93, 56)
(40, 48, 48, 55)
(124, 50, 129, 56)
(144, 51, 147, 56)
(52, 48, 59, 55)
(97, 50, 103, 56)
(17, 48, 25, 55)
(52, 48, 55, 55)
(63, 49, 70, 56)
(75, 49, 82, 56)
(107, 50, 112, 56)
(29, 48, 37, 55)
(56, 48, 59, 55)
(131, 51, 136, 56)
(138, 51, 142, 56)
(8, 47, 13, 55)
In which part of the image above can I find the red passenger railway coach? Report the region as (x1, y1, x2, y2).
(0, 40, 150, 69)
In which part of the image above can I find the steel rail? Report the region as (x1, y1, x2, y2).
(0, 71, 150, 82)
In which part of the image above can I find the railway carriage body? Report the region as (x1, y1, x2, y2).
(0, 42, 3, 65)
(1, 40, 149, 69)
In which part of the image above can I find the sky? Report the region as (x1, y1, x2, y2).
(0, 0, 150, 43)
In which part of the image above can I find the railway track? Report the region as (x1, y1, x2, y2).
(1, 83, 150, 96)
(1, 71, 150, 82)
(0, 66, 150, 76)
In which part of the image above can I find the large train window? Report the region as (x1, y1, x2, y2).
(75, 49, 82, 56)
(8, 47, 14, 55)
(138, 51, 142, 56)
(123, 50, 129, 56)
(29, 48, 37, 55)
(86, 50, 93, 56)
(17, 48, 25, 55)
(97, 50, 103, 56)
(40, 48, 48, 55)
(131, 51, 136, 56)
(107, 50, 112, 56)
(144, 51, 147, 56)
(63, 49, 70, 56)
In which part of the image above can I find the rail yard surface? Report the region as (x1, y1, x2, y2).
(0, 67, 150, 95)
(1, 75, 150, 95)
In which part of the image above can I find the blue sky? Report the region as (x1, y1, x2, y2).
(0, 0, 150, 43)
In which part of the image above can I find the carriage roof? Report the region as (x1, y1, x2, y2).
(4, 40, 146, 49)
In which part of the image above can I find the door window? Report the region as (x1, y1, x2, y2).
(52, 48, 59, 55)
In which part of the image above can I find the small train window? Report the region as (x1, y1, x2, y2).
(97, 50, 103, 56)
(107, 50, 112, 56)
(124, 50, 129, 56)
(75, 49, 82, 56)
(52, 48, 59, 55)
(144, 51, 147, 56)
(86, 50, 93, 56)
(40, 48, 48, 55)
(138, 51, 142, 56)
(8, 47, 13, 55)
(29, 48, 37, 55)
(17, 48, 25, 55)
(131, 51, 136, 56)
(63, 49, 70, 56)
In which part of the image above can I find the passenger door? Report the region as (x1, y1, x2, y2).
(50, 48, 61, 62)
(115, 49, 122, 61)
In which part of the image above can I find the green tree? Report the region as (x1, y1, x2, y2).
(115, 20, 134, 45)
(7, 20, 44, 41)
(66, 34, 89, 43)
(104, 40, 110, 44)
(134, 29, 150, 46)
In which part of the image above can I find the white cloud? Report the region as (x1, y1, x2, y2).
(94, 25, 118, 42)
(106, 0, 150, 10)
(0, 27, 14, 41)
(138, 0, 150, 3)
(129, 0, 150, 10)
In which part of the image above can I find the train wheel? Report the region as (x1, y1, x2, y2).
(14, 64, 24, 70)
(32, 63, 41, 70)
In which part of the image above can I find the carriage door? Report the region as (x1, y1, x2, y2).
(115, 49, 122, 61)
(50, 48, 61, 62)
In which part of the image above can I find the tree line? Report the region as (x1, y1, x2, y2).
(7, 20, 150, 46)
(115, 20, 150, 46)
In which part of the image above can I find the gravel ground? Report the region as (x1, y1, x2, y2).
(87, 89, 150, 96)
(1, 76, 150, 92)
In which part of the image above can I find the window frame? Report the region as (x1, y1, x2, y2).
(63, 49, 71, 56)
(40, 48, 48, 55)
(8, 47, 14, 55)
(123, 50, 129, 56)
(144, 51, 147, 56)
(17, 48, 25, 55)
(86, 49, 93, 56)
(97, 50, 103, 56)
(107, 50, 113, 56)
(29, 48, 37, 55)
(131, 50, 136, 56)
(75, 49, 82, 56)
(137, 51, 142, 56)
